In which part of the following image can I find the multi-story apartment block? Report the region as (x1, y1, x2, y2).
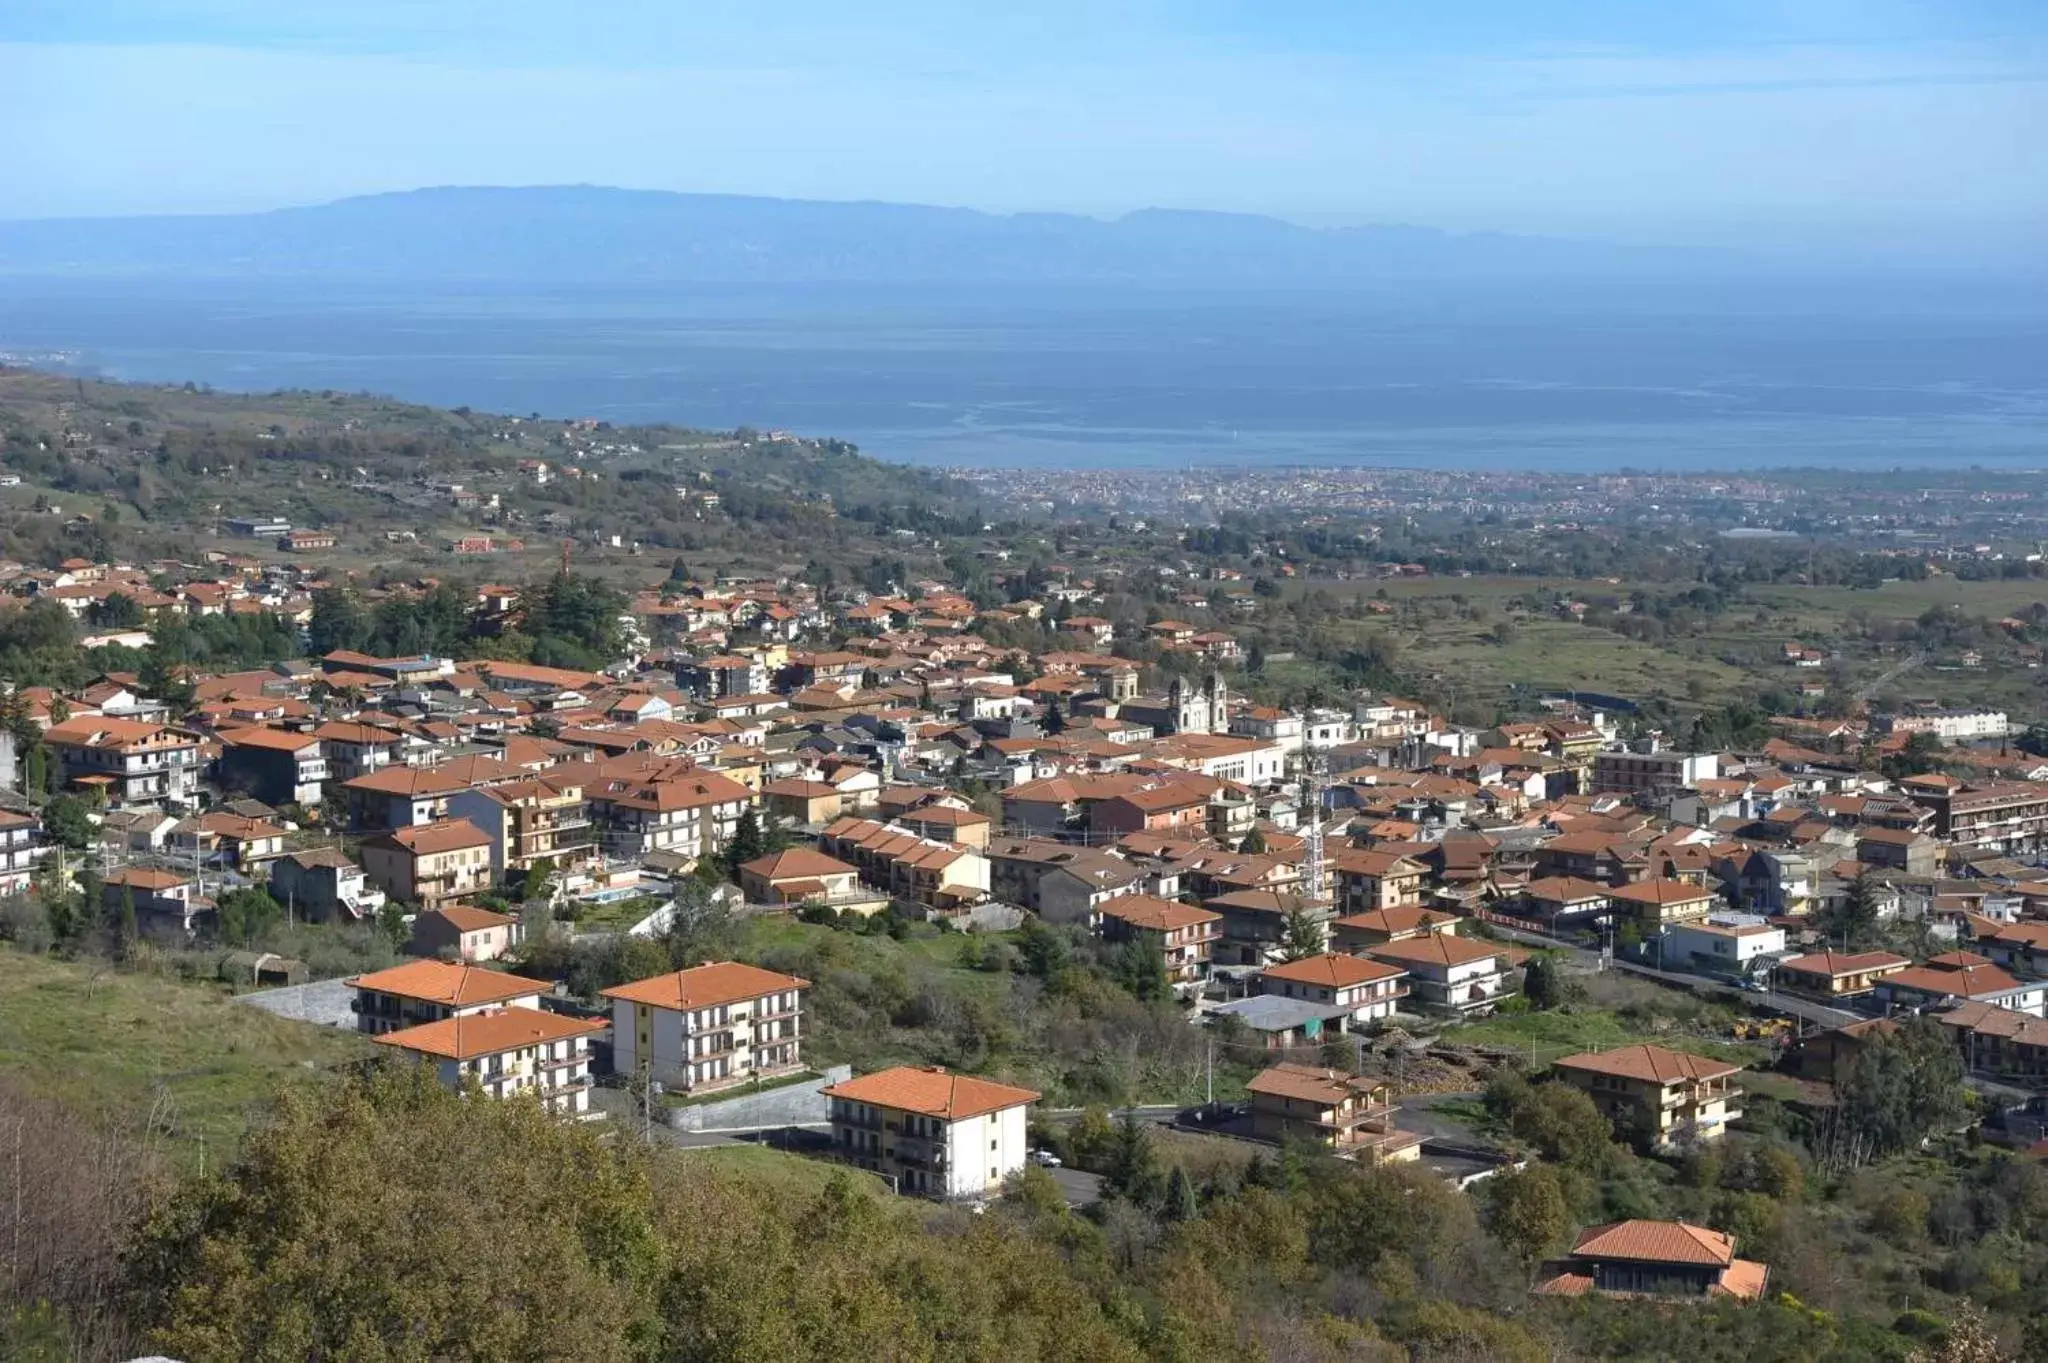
(1245, 1062, 1422, 1163)
(0, 809, 50, 897)
(602, 961, 809, 1095)
(1363, 935, 1516, 1015)
(1552, 1044, 1744, 1147)
(374, 1007, 603, 1116)
(1591, 750, 1717, 797)
(215, 726, 329, 806)
(1095, 894, 1221, 993)
(588, 770, 754, 861)
(1331, 848, 1427, 915)
(446, 776, 597, 881)
(1257, 952, 1408, 1028)
(42, 716, 200, 808)
(346, 959, 550, 1035)
(359, 819, 496, 912)
(826, 1064, 1039, 1200)
(1907, 780, 2048, 855)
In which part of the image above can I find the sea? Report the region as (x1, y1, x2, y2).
(1, 275, 2043, 472)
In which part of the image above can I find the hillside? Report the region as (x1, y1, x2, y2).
(0, 367, 979, 579)
(0, 185, 1721, 284)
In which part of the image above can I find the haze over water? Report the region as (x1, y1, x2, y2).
(3, 276, 2043, 472)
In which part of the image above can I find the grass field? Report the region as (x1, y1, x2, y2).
(0, 949, 370, 1164)
(684, 1143, 888, 1198)
(1442, 1005, 1769, 1069)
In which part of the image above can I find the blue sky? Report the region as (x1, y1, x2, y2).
(3, 1, 2043, 263)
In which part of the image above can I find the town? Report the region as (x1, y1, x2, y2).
(2, 373, 2046, 1361)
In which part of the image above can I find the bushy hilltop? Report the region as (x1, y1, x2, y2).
(0, 367, 982, 575)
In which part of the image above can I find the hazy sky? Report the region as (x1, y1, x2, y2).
(4, 0, 2044, 263)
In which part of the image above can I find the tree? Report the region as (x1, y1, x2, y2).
(1041, 696, 1067, 735)
(1109, 936, 1170, 1003)
(1508, 1081, 1620, 1171)
(21, 743, 48, 802)
(84, 592, 144, 630)
(658, 880, 740, 969)
(375, 898, 409, 948)
(1103, 1112, 1162, 1207)
(723, 809, 767, 880)
(126, 1067, 667, 1362)
(1819, 870, 1887, 952)
(1279, 905, 1326, 961)
(1237, 826, 1268, 855)
(1488, 1163, 1571, 1267)
(523, 855, 557, 905)
(1829, 1016, 1967, 1164)
(40, 794, 92, 849)
(1523, 954, 1564, 1010)
(1164, 1164, 1200, 1222)
(215, 887, 285, 947)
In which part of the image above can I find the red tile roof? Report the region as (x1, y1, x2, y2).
(824, 1065, 1038, 1121)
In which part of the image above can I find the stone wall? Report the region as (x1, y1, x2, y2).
(664, 1063, 853, 1133)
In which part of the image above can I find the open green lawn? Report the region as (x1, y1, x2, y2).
(0, 949, 371, 1163)
(1441, 1005, 1769, 1069)
(685, 1143, 888, 1198)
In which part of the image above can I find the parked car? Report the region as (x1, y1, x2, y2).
(1028, 1149, 1062, 1168)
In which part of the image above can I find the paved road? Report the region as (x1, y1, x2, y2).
(1046, 1165, 1104, 1206)
(1856, 650, 1926, 704)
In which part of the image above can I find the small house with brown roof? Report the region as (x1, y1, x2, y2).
(1774, 949, 1909, 1000)
(737, 847, 870, 909)
(1534, 1220, 1767, 1301)
(1328, 904, 1461, 950)
(408, 903, 521, 964)
(1607, 877, 1720, 928)
(760, 778, 843, 828)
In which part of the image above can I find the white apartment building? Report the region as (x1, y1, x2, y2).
(1591, 749, 1718, 796)
(825, 1065, 1040, 1200)
(602, 960, 809, 1095)
(589, 772, 755, 860)
(1257, 952, 1409, 1028)
(1664, 918, 1788, 978)
(347, 959, 550, 1035)
(374, 1007, 604, 1116)
(41, 716, 201, 808)
(0, 809, 50, 897)
(1885, 709, 2010, 743)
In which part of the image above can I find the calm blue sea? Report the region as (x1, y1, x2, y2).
(0, 277, 2042, 470)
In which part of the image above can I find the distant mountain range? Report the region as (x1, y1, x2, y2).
(0, 185, 1728, 283)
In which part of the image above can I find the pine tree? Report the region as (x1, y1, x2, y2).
(1280, 905, 1326, 961)
(1104, 1113, 1162, 1207)
(724, 809, 767, 879)
(1164, 1164, 1199, 1222)
(1238, 826, 1268, 855)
